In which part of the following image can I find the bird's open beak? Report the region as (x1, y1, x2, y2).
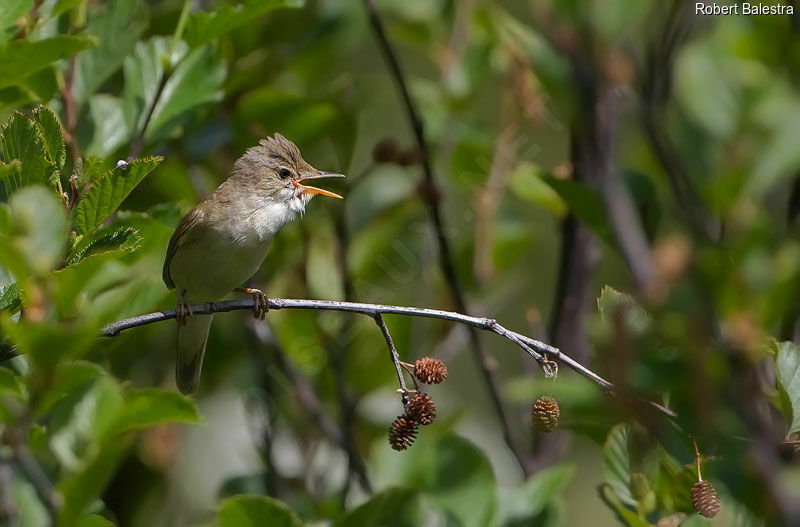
(295, 171, 345, 199)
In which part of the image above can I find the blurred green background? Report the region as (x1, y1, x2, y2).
(1, 0, 800, 525)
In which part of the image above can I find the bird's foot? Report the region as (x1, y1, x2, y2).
(235, 287, 268, 320)
(176, 292, 193, 326)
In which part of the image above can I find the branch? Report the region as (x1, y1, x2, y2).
(361, 0, 532, 475)
(99, 297, 676, 419)
(374, 314, 409, 396)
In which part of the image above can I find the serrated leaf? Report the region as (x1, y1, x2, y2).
(73, 0, 147, 104)
(0, 112, 56, 192)
(0, 36, 94, 89)
(66, 226, 141, 266)
(0, 0, 32, 44)
(185, 0, 306, 48)
(0, 282, 20, 314)
(604, 424, 636, 508)
(108, 388, 199, 436)
(775, 341, 800, 435)
(33, 105, 66, 170)
(73, 156, 162, 235)
(218, 495, 302, 527)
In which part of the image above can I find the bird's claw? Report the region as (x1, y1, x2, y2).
(235, 287, 269, 320)
(176, 299, 193, 326)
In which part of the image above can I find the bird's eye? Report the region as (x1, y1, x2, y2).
(278, 167, 292, 179)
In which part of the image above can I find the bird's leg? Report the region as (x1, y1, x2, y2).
(234, 287, 268, 320)
(176, 289, 193, 326)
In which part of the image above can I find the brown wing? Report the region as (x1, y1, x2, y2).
(163, 207, 205, 289)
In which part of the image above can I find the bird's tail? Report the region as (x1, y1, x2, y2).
(176, 314, 214, 394)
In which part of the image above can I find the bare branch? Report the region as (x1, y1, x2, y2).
(98, 297, 676, 419)
(374, 314, 409, 397)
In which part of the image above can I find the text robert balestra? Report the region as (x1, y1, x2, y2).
(696, 3, 794, 15)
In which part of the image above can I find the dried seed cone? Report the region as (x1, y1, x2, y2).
(691, 480, 721, 518)
(388, 415, 418, 451)
(415, 357, 448, 384)
(531, 395, 560, 433)
(405, 392, 437, 425)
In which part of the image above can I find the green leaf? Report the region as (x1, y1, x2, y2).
(52, 0, 86, 17)
(75, 515, 115, 527)
(603, 424, 636, 508)
(8, 185, 67, 274)
(1, 112, 56, 192)
(218, 495, 302, 527)
(0, 366, 25, 399)
(73, 0, 148, 104)
(0, 0, 32, 44)
(597, 285, 652, 335)
(0, 36, 95, 89)
(33, 105, 66, 170)
(57, 436, 130, 527)
(122, 37, 225, 146)
(334, 487, 420, 527)
(82, 95, 129, 158)
(73, 156, 162, 235)
(508, 162, 567, 217)
(598, 484, 650, 527)
(49, 376, 124, 470)
(0, 282, 21, 314)
(496, 464, 575, 526)
(35, 360, 108, 417)
(541, 174, 612, 243)
(185, 0, 306, 48)
(66, 225, 141, 266)
(108, 388, 199, 436)
(775, 341, 800, 435)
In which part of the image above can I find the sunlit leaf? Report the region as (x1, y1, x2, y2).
(775, 341, 800, 435)
(0, 0, 31, 43)
(0, 282, 20, 314)
(496, 464, 575, 525)
(108, 388, 200, 436)
(73, 156, 162, 235)
(185, 0, 306, 49)
(597, 285, 652, 335)
(0, 36, 94, 89)
(33, 105, 66, 170)
(66, 225, 141, 266)
(73, 0, 148, 104)
(8, 185, 67, 274)
(218, 495, 302, 527)
(0, 113, 56, 192)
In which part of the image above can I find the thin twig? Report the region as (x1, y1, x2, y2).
(98, 297, 676, 419)
(374, 314, 409, 398)
(361, 0, 531, 475)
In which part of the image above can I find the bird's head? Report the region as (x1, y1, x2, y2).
(233, 133, 344, 215)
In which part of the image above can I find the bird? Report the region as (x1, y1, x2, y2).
(162, 134, 344, 394)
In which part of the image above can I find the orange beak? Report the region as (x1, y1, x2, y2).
(295, 171, 345, 199)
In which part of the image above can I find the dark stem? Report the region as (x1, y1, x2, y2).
(374, 314, 409, 397)
(361, 0, 531, 475)
(127, 71, 170, 161)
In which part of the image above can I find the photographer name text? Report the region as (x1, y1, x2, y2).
(696, 3, 794, 15)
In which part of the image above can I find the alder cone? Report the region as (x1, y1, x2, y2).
(405, 392, 436, 425)
(414, 357, 447, 384)
(372, 138, 400, 163)
(531, 395, 560, 433)
(690, 480, 721, 518)
(388, 415, 418, 451)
